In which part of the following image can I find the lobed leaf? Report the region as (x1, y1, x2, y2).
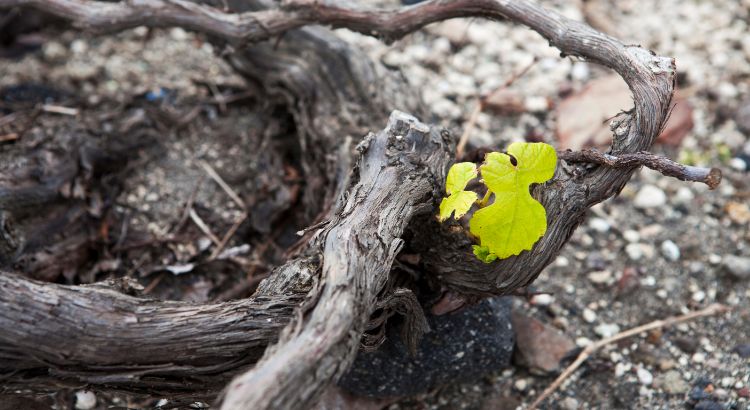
(438, 162, 478, 221)
(469, 142, 557, 260)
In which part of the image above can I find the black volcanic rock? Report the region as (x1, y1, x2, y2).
(339, 297, 514, 397)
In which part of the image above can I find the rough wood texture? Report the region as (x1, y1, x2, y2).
(0, 110, 449, 401)
(221, 111, 450, 409)
(0, 271, 303, 397)
(558, 149, 722, 189)
(0, 0, 704, 408)
(0, 0, 679, 297)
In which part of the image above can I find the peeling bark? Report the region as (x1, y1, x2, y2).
(0, 0, 711, 408)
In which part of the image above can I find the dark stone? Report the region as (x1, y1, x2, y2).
(401, 0, 426, 4)
(693, 400, 724, 410)
(339, 297, 514, 398)
(732, 343, 750, 358)
(511, 311, 575, 375)
(611, 381, 640, 408)
(688, 377, 713, 402)
(736, 99, 750, 135)
(736, 154, 750, 173)
(0, 83, 68, 108)
(672, 335, 700, 354)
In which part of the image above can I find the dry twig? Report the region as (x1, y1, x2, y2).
(199, 160, 246, 210)
(528, 303, 730, 410)
(559, 149, 722, 189)
(39, 104, 79, 116)
(189, 209, 222, 245)
(199, 160, 248, 259)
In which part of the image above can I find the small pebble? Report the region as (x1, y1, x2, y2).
(595, 323, 621, 338)
(637, 367, 654, 385)
(673, 186, 695, 205)
(634, 185, 667, 209)
(571, 62, 590, 81)
(615, 362, 631, 377)
(589, 217, 611, 233)
(693, 400, 725, 410)
(559, 397, 580, 410)
(582, 308, 597, 323)
(720, 377, 735, 388)
(692, 290, 706, 302)
(708, 254, 722, 265)
(692, 352, 706, 363)
(659, 370, 689, 394)
(576, 337, 593, 347)
(530, 293, 554, 306)
(588, 270, 613, 285)
(730, 157, 747, 171)
(723, 255, 750, 280)
(732, 344, 750, 358)
(42, 41, 68, 61)
(524, 96, 548, 112)
(70, 39, 88, 54)
(626, 243, 645, 260)
(75, 391, 97, 410)
(555, 256, 570, 267)
(623, 230, 641, 243)
(514, 378, 528, 392)
(660, 240, 681, 261)
(659, 359, 676, 371)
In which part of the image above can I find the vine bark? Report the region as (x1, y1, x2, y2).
(0, 0, 719, 408)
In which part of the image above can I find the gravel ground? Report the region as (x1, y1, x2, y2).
(1, 1, 748, 409)
(339, 1, 749, 409)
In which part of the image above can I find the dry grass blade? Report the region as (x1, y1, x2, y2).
(528, 303, 731, 410)
(189, 209, 221, 246)
(199, 159, 246, 210)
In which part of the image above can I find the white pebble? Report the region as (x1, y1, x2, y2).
(75, 391, 97, 410)
(524, 96, 549, 112)
(708, 254, 722, 265)
(588, 270, 613, 285)
(615, 362, 632, 377)
(719, 377, 733, 388)
(729, 157, 747, 171)
(514, 378, 528, 392)
(626, 243, 644, 261)
(623, 230, 641, 243)
(673, 187, 695, 205)
(555, 255, 570, 267)
(595, 323, 621, 338)
(530, 293, 554, 306)
(576, 337, 593, 347)
(634, 185, 667, 209)
(589, 217, 611, 233)
(559, 397, 580, 410)
(692, 352, 706, 363)
(571, 62, 590, 81)
(692, 290, 706, 302)
(70, 39, 88, 54)
(170, 27, 189, 41)
(583, 308, 597, 323)
(661, 240, 681, 261)
(637, 367, 654, 385)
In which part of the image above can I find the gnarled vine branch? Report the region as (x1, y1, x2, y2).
(0, 0, 716, 409)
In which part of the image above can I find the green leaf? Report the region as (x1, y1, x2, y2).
(438, 162, 478, 222)
(469, 142, 557, 260)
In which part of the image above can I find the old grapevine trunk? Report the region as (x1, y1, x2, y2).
(0, 0, 711, 408)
